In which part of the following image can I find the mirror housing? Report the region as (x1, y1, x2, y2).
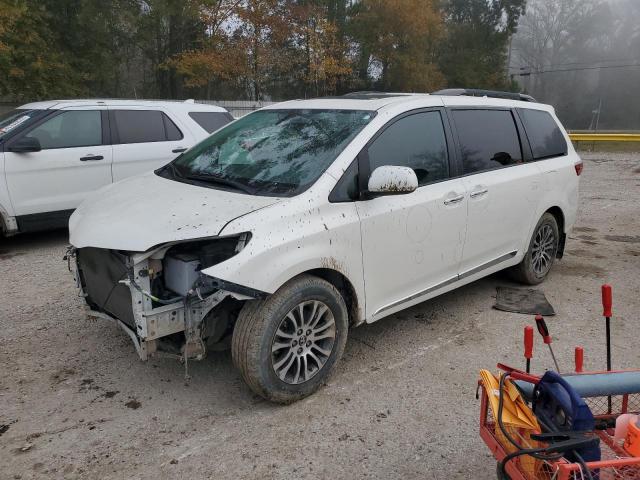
(367, 165, 418, 195)
(8, 136, 41, 153)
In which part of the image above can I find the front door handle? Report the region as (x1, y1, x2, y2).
(80, 155, 104, 161)
(172, 147, 187, 153)
(470, 188, 489, 198)
(444, 194, 465, 205)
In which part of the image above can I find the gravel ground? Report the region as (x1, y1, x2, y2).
(1, 152, 639, 480)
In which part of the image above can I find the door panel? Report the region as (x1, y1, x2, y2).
(356, 110, 468, 321)
(459, 164, 541, 274)
(448, 108, 542, 274)
(358, 180, 469, 320)
(4, 109, 113, 216)
(109, 108, 192, 182)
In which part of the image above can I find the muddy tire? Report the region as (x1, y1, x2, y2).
(509, 213, 560, 285)
(231, 274, 349, 404)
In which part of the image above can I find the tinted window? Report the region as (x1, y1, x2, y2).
(329, 159, 359, 202)
(452, 110, 522, 174)
(0, 109, 45, 140)
(519, 108, 567, 160)
(25, 110, 102, 149)
(164, 114, 183, 141)
(113, 110, 183, 144)
(189, 111, 233, 133)
(367, 111, 449, 186)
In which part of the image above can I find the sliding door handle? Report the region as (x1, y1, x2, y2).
(470, 188, 489, 198)
(80, 155, 104, 161)
(444, 194, 465, 205)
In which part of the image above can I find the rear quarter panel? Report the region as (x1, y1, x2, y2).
(519, 109, 580, 255)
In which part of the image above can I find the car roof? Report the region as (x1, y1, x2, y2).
(17, 99, 228, 113)
(262, 93, 553, 113)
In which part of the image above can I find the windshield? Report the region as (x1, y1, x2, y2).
(0, 109, 44, 140)
(161, 109, 375, 196)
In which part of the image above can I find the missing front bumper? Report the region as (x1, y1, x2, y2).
(71, 247, 241, 361)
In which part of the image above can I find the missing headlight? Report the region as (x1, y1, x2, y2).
(160, 233, 251, 296)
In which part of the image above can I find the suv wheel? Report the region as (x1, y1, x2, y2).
(231, 274, 348, 403)
(509, 213, 559, 285)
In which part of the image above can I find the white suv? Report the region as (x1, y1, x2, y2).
(68, 90, 581, 403)
(0, 99, 232, 235)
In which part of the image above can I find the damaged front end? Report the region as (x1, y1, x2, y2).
(67, 232, 263, 362)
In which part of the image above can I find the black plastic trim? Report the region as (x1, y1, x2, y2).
(202, 276, 268, 299)
(16, 209, 74, 233)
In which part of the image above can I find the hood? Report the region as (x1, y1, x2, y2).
(69, 172, 282, 251)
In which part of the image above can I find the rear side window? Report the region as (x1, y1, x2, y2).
(112, 110, 183, 144)
(25, 110, 102, 149)
(518, 109, 567, 160)
(188, 111, 233, 133)
(367, 111, 449, 186)
(451, 109, 522, 174)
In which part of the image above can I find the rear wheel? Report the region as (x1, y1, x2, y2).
(231, 274, 348, 403)
(509, 213, 559, 285)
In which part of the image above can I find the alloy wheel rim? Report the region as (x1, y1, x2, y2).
(531, 224, 556, 276)
(270, 300, 336, 385)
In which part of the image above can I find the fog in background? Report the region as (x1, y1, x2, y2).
(510, 0, 640, 131)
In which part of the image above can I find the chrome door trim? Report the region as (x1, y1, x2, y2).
(458, 250, 517, 280)
(372, 250, 518, 317)
(444, 194, 465, 205)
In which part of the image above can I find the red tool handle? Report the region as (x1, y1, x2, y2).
(575, 346, 584, 373)
(497, 363, 541, 384)
(602, 284, 613, 317)
(524, 326, 534, 359)
(535, 314, 552, 344)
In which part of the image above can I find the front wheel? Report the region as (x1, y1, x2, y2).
(231, 274, 349, 403)
(509, 213, 560, 285)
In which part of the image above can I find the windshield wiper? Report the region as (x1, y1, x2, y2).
(184, 173, 256, 195)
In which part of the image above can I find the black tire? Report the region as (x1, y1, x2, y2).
(509, 212, 560, 285)
(231, 274, 349, 404)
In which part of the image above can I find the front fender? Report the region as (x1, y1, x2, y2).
(201, 193, 365, 322)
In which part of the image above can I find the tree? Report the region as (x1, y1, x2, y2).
(286, 2, 353, 97)
(350, 0, 445, 92)
(0, 0, 82, 100)
(438, 0, 526, 90)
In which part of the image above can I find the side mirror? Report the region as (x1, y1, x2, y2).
(8, 136, 41, 153)
(368, 165, 418, 195)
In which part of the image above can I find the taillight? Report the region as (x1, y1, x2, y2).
(574, 161, 583, 176)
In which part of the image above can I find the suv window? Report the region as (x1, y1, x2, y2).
(367, 111, 449, 186)
(188, 111, 233, 133)
(112, 110, 183, 144)
(519, 108, 567, 160)
(25, 110, 102, 149)
(451, 109, 522, 174)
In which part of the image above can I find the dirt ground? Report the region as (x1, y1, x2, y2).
(1, 152, 639, 480)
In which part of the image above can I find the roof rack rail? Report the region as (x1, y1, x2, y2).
(341, 91, 416, 99)
(431, 88, 536, 103)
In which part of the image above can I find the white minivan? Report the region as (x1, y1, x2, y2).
(68, 90, 581, 403)
(0, 99, 232, 235)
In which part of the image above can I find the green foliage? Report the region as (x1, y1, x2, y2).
(0, 0, 530, 102)
(438, 0, 526, 90)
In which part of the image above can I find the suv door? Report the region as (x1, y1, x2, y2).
(355, 109, 468, 321)
(448, 107, 541, 277)
(4, 107, 112, 225)
(109, 108, 192, 182)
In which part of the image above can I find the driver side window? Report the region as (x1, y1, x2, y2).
(25, 110, 102, 150)
(367, 111, 449, 186)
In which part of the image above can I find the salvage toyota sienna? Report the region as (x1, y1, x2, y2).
(68, 90, 581, 403)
